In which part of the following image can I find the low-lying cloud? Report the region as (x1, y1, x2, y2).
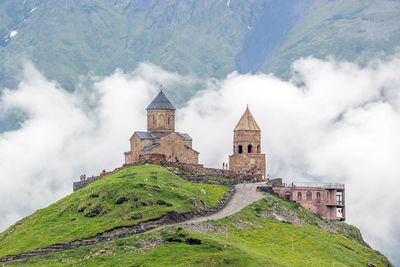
(1, 58, 400, 264)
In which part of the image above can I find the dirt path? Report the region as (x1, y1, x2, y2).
(187, 183, 265, 223)
(0, 182, 267, 263)
(0, 221, 22, 243)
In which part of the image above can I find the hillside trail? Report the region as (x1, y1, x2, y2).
(0, 182, 267, 263)
(186, 182, 265, 224)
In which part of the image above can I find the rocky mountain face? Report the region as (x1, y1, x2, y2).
(0, 0, 399, 132)
(1, 0, 399, 92)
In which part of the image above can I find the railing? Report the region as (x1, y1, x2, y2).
(326, 202, 344, 206)
(290, 182, 345, 189)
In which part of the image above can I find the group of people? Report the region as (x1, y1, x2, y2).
(123, 225, 146, 238)
(79, 169, 108, 181)
(79, 174, 87, 181)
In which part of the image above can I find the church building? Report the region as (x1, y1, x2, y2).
(229, 107, 266, 179)
(124, 88, 199, 165)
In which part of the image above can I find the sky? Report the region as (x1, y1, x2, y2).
(0, 57, 400, 264)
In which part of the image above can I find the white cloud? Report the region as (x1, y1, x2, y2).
(1, 58, 400, 264)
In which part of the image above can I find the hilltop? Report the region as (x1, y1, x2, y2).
(0, 164, 392, 266)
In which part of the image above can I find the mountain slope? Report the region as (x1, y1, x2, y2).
(1, 0, 400, 93)
(260, 0, 400, 77)
(3, 192, 392, 266)
(0, 0, 252, 91)
(0, 164, 230, 258)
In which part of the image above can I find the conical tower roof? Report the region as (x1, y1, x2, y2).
(146, 89, 176, 110)
(234, 107, 261, 131)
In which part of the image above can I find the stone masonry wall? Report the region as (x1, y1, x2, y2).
(229, 153, 266, 179)
(74, 153, 260, 192)
(147, 109, 175, 132)
(138, 153, 258, 181)
(143, 132, 198, 164)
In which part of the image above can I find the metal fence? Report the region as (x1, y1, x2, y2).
(283, 182, 345, 189)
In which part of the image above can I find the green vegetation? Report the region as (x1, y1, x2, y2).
(8, 194, 392, 266)
(261, 0, 400, 77)
(0, 164, 229, 257)
(203, 175, 231, 181)
(2, 0, 399, 95)
(175, 168, 231, 181)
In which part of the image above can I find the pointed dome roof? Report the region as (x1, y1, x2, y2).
(234, 107, 261, 131)
(146, 89, 176, 110)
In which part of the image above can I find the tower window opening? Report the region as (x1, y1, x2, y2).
(316, 192, 321, 201)
(248, 144, 253, 153)
(168, 117, 170, 125)
(257, 145, 260, 153)
(306, 191, 312, 200)
(238, 145, 243, 154)
(152, 116, 155, 125)
(297, 192, 302, 200)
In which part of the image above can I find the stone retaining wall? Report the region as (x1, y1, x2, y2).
(197, 188, 235, 216)
(256, 186, 279, 197)
(138, 154, 259, 181)
(175, 173, 236, 187)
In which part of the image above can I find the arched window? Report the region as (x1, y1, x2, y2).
(257, 145, 260, 153)
(316, 192, 321, 201)
(248, 144, 253, 153)
(297, 192, 302, 200)
(306, 191, 312, 200)
(285, 192, 291, 201)
(152, 116, 155, 125)
(168, 117, 170, 125)
(238, 145, 243, 154)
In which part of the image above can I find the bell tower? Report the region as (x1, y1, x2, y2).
(229, 107, 266, 179)
(146, 86, 175, 133)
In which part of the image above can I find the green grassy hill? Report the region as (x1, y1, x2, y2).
(0, 164, 229, 258)
(0, 163, 393, 266)
(3, 189, 392, 266)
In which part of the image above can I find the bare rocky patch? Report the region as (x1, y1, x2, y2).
(184, 222, 227, 235)
(233, 220, 248, 230)
(140, 237, 163, 250)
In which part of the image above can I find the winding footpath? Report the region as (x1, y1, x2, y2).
(0, 182, 266, 263)
(187, 183, 265, 223)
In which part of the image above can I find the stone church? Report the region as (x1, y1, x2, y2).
(229, 107, 266, 178)
(124, 88, 199, 165)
